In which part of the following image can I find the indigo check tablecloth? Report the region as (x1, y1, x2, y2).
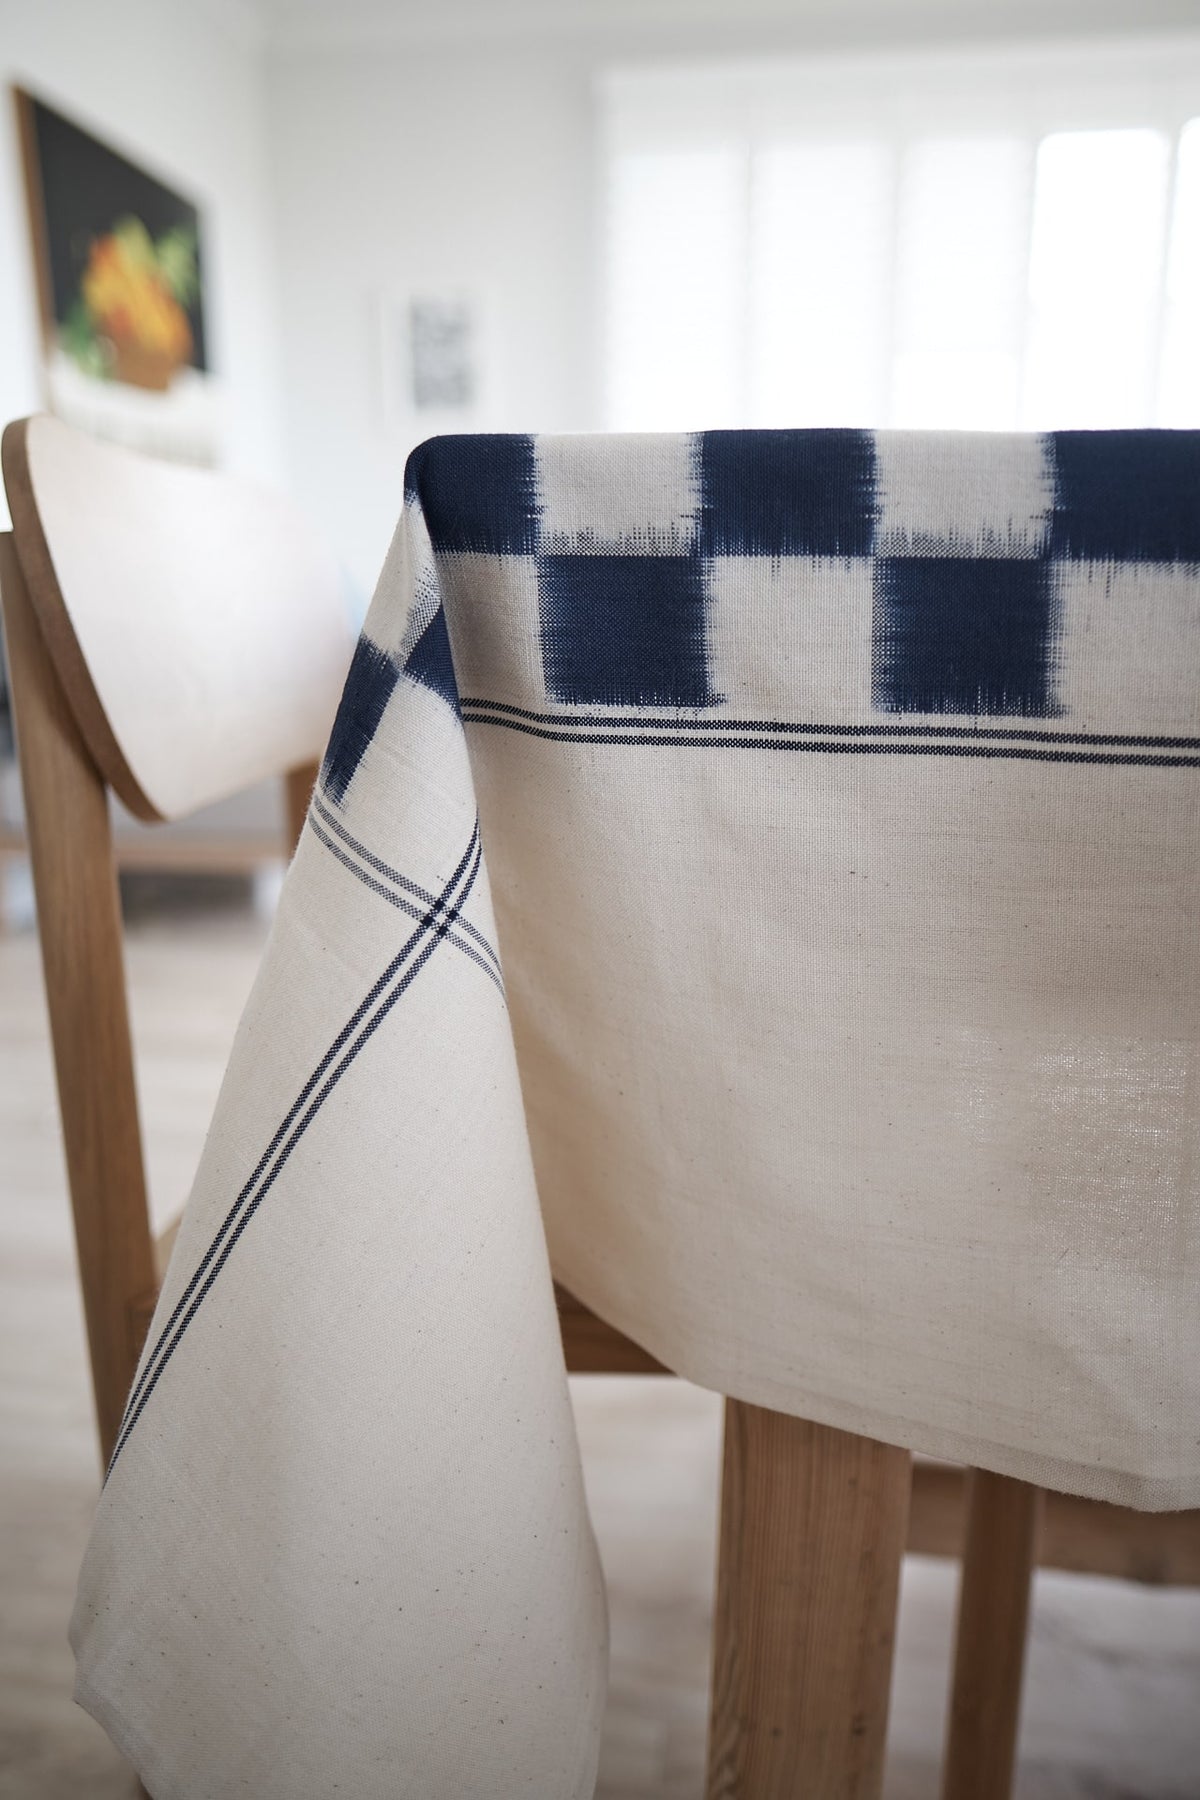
(74, 431, 1200, 1796)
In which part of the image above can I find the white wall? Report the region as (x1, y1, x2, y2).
(0, 0, 286, 521)
(4, 2, 1192, 598)
(264, 40, 598, 604)
(264, 0, 1200, 601)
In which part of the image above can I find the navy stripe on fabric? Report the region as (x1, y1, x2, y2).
(459, 696, 1200, 751)
(310, 815, 504, 999)
(460, 710, 1200, 767)
(108, 824, 483, 1477)
(321, 635, 402, 804)
(312, 790, 502, 978)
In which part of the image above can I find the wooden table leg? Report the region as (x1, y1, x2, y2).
(706, 1401, 912, 1799)
(941, 1469, 1042, 1800)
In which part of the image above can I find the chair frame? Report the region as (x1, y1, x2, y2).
(0, 528, 317, 1456)
(3, 415, 1197, 1799)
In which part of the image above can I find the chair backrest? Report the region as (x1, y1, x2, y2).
(2, 414, 352, 821)
(0, 414, 354, 1465)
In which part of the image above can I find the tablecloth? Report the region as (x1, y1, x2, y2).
(73, 429, 1200, 1797)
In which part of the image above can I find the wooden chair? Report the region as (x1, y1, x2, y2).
(561, 1304, 1181, 1800)
(0, 414, 354, 1467)
(567, 1298, 1199, 1800)
(3, 413, 1196, 1800)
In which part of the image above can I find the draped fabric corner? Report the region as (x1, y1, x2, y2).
(74, 429, 1200, 1796)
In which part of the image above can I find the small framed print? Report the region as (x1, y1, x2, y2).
(376, 288, 493, 434)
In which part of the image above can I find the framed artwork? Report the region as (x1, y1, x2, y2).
(375, 287, 494, 437)
(14, 87, 220, 464)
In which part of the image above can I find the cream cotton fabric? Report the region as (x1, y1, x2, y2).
(74, 429, 1200, 1795)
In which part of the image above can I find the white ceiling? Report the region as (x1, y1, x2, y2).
(244, 0, 1200, 53)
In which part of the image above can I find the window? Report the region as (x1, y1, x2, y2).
(602, 39, 1200, 431)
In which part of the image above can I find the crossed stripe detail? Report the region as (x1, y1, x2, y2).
(106, 822, 484, 1479)
(309, 789, 504, 999)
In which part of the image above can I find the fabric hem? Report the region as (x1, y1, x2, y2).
(562, 1287, 1197, 1512)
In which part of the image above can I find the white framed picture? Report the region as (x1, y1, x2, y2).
(375, 287, 495, 435)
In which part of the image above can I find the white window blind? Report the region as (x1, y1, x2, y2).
(601, 39, 1200, 432)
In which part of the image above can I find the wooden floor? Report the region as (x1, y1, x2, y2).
(2, 895, 1199, 1800)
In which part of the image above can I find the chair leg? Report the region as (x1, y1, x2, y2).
(706, 1401, 911, 1799)
(283, 758, 320, 858)
(941, 1469, 1042, 1800)
(0, 536, 155, 1470)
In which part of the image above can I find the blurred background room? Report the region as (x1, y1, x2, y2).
(2, 1, 1200, 1795)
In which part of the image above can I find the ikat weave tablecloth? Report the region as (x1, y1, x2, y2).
(74, 431, 1200, 1797)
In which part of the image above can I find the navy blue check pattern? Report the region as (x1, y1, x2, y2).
(321, 428, 1200, 799)
(104, 427, 1200, 1489)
